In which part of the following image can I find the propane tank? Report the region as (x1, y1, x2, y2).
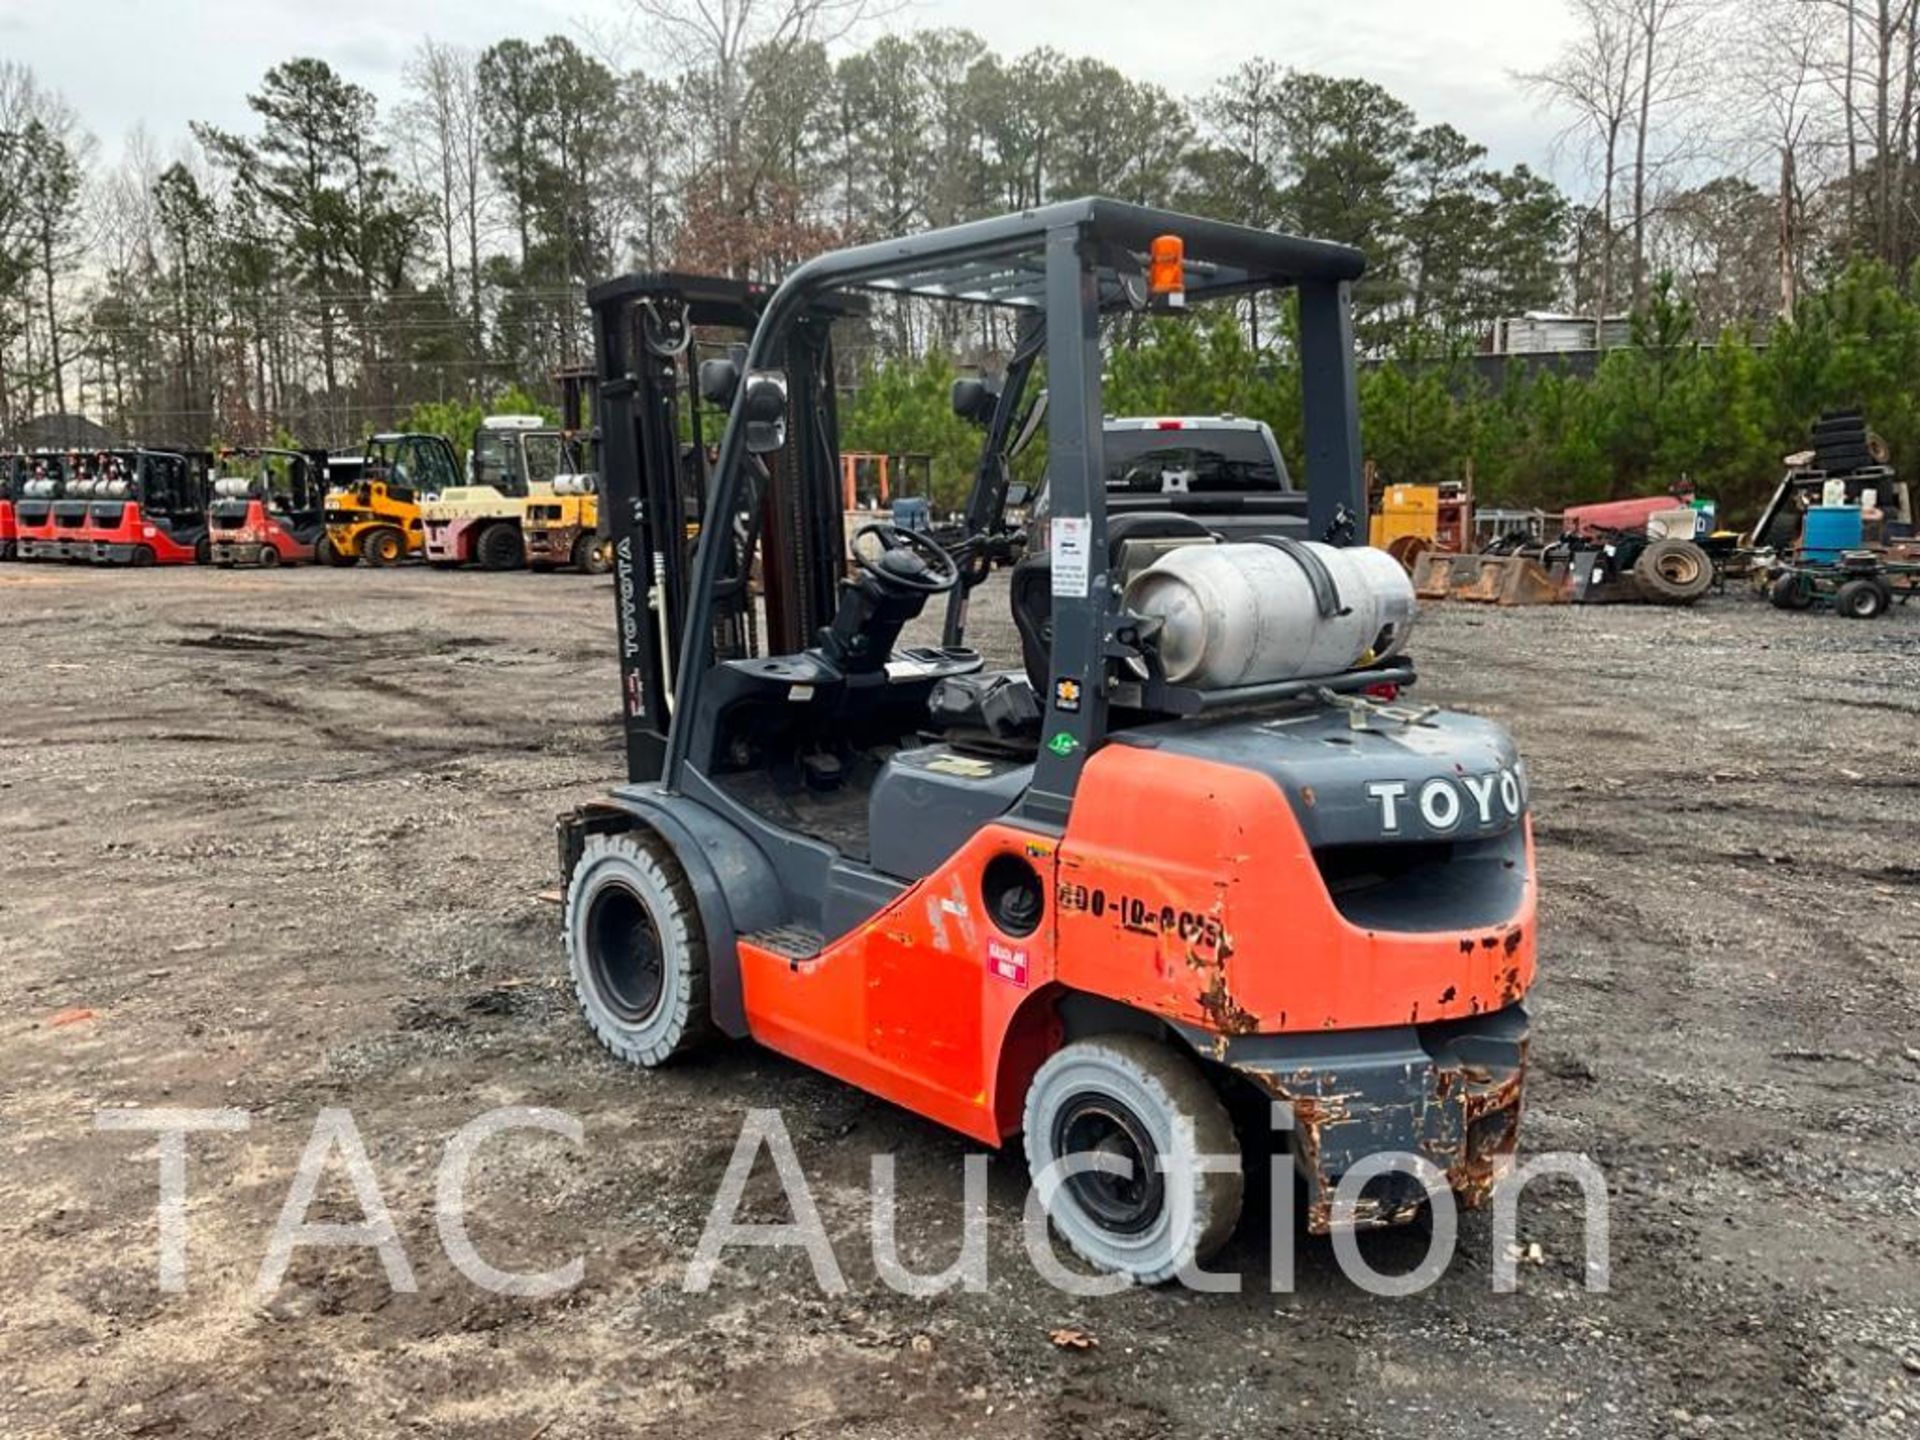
(1123, 541, 1416, 688)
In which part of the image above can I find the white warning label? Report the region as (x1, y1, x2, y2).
(1051, 516, 1091, 598)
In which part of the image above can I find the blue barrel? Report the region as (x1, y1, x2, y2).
(1801, 505, 1863, 564)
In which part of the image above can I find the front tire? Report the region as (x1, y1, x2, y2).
(1836, 576, 1891, 619)
(1022, 1034, 1242, 1285)
(361, 527, 404, 566)
(565, 832, 711, 1067)
(573, 532, 612, 575)
(1769, 571, 1814, 610)
(476, 522, 523, 571)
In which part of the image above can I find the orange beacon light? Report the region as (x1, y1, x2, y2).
(1149, 234, 1187, 308)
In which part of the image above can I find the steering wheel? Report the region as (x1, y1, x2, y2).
(850, 522, 960, 596)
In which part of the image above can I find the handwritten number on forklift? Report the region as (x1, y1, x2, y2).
(1058, 884, 1226, 954)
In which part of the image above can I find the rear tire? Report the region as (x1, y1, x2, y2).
(257, 544, 281, 568)
(476, 522, 523, 571)
(565, 832, 711, 1067)
(1022, 1034, 1242, 1285)
(361, 528, 404, 567)
(1633, 538, 1713, 604)
(130, 545, 155, 568)
(573, 532, 612, 575)
(1769, 571, 1814, 610)
(1836, 577, 1891, 619)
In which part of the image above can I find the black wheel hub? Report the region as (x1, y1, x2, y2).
(1052, 1094, 1165, 1234)
(586, 883, 664, 1024)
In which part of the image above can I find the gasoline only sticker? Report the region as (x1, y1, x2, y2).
(1051, 516, 1091, 597)
(988, 940, 1029, 988)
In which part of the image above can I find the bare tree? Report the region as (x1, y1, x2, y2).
(397, 39, 491, 355)
(11, 84, 94, 422)
(1524, 0, 1643, 320)
(1859, 0, 1920, 264)
(1734, 0, 1842, 313)
(1809, 0, 1920, 263)
(1624, 0, 1710, 304)
(629, 0, 900, 272)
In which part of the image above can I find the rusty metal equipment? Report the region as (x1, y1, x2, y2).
(1411, 549, 1566, 605)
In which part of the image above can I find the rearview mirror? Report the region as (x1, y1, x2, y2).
(951, 377, 998, 427)
(742, 372, 788, 455)
(698, 355, 741, 406)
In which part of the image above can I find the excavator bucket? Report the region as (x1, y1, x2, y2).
(1411, 551, 1471, 598)
(1411, 552, 1566, 606)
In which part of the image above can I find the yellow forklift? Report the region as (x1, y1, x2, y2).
(320, 432, 460, 566)
(522, 368, 611, 574)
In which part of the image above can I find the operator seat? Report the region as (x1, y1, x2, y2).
(1010, 511, 1215, 693)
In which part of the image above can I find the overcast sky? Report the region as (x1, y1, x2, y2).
(1, 0, 1580, 182)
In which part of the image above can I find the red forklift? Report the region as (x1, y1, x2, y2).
(79, 449, 214, 565)
(15, 451, 138, 561)
(11, 452, 62, 559)
(206, 447, 331, 566)
(1, 449, 38, 559)
(44, 451, 99, 560)
(557, 208, 1536, 1283)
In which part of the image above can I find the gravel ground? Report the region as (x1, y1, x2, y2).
(0, 561, 1916, 1440)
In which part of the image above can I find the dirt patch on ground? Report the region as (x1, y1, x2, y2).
(0, 563, 1916, 1439)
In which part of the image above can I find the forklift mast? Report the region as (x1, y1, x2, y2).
(588, 273, 848, 785)
(548, 364, 601, 480)
(554, 365, 595, 436)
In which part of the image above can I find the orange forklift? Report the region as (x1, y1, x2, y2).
(559, 208, 1536, 1282)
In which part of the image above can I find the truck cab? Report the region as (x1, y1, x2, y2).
(1102, 416, 1308, 540)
